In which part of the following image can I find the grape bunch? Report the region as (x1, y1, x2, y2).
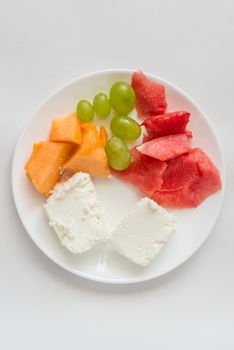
(76, 81, 141, 170)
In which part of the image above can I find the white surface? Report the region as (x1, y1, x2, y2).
(0, 0, 233, 348)
(12, 69, 224, 283)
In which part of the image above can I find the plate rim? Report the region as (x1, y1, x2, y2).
(11, 68, 226, 284)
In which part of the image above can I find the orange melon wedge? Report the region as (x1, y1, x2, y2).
(79, 123, 101, 151)
(25, 141, 73, 196)
(99, 126, 108, 147)
(62, 123, 110, 179)
(49, 113, 82, 144)
(62, 148, 110, 179)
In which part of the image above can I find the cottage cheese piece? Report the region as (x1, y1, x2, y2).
(110, 198, 176, 267)
(44, 172, 108, 254)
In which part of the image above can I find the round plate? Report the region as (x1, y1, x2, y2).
(12, 69, 225, 284)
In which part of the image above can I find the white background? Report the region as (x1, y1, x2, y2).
(0, 0, 233, 349)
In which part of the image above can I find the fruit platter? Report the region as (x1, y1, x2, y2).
(12, 69, 224, 283)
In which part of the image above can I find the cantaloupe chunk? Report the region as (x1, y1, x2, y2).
(79, 123, 101, 151)
(99, 126, 108, 147)
(49, 113, 82, 144)
(62, 123, 110, 179)
(62, 148, 110, 179)
(25, 141, 73, 196)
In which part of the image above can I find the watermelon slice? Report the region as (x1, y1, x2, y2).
(142, 111, 190, 139)
(113, 149, 167, 197)
(131, 71, 167, 118)
(137, 134, 191, 161)
(152, 148, 222, 208)
(185, 129, 193, 139)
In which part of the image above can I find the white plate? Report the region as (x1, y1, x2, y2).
(12, 69, 225, 284)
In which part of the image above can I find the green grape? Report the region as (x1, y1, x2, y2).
(110, 81, 135, 115)
(105, 136, 131, 170)
(93, 93, 111, 119)
(110, 115, 141, 141)
(76, 100, 94, 123)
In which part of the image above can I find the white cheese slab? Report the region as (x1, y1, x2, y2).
(44, 172, 108, 254)
(110, 197, 176, 267)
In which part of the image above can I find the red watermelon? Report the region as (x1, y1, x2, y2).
(137, 134, 191, 161)
(131, 71, 167, 118)
(152, 148, 222, 208)
(113, 149, 167, 197)
(185, 129, 193, 139)
(142, 111, 190, 139)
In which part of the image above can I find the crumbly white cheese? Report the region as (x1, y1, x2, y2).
(44, 172, 108, 254)
(110, 197, 176, 267)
